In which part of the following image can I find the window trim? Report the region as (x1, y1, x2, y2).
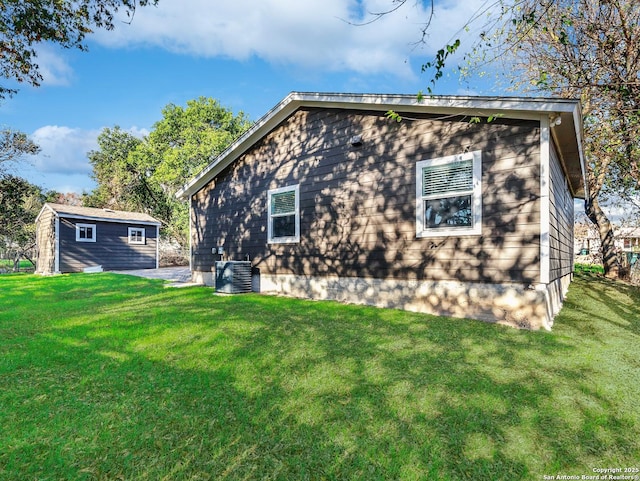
(76, 223, 97, 242)
(267, 184, 300, 244)
(416, 150, 482, 237)
(128, 227, 146, 245)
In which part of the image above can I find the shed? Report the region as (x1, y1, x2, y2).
(35, 203, 161, 274)
(177, 92, 586, 329)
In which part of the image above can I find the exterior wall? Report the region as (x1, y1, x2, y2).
(58, 218, 157, 272)
(545, 139, 575, 322)
(549, 140, 575, 282)
(35, 208, 56, 275)
(192, 108, 542, 286)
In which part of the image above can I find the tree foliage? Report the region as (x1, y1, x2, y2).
(0, 175, 42, 242)
(0, 127, 46, 268)
(0, 128, 40, 169)
(85, 97, 252, 246)
(371, 0, 639, 277)
(0, 0, 159, 98)
(0, 175, 51, 270)
(464, 0, 640, 277)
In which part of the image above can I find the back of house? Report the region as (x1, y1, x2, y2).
(177, 92, 586, 329)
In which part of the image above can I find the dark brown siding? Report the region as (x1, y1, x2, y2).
(549, 140, 575, 281)
(35, 209, 56, 274)
(192, 108, 541, 284)
(58, 218, 157, 272)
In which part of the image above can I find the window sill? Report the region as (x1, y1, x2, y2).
(416, 226, 482, 238)
(268, 237, 300, 244)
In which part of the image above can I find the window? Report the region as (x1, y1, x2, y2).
(128, 227, 146, 245)
(76, 223, 96, 242)
(416, 150, 482, 237)
(268, 184, 300, 243)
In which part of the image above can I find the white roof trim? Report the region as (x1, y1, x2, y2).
(176, 91, 583, 200)
(34, 203, 57, 225)
(35, 203, 161, 226)
(55, 213, 161, 226)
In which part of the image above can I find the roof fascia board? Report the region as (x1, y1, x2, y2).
(176, 92, 582, 199)
(57, 213, 161, 226)
(292, 92, 580, 117)
(572, 106, 588, 199)
(34, 203, 56, 225)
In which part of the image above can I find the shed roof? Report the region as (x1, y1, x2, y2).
(176, 91, 587, 200)
(38, 203, 161, 226)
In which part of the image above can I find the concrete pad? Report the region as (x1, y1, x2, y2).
(110, 266, 199, 287)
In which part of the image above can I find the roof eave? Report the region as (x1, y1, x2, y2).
(176, 91, 586, 200)
(55, 212, 162, 225)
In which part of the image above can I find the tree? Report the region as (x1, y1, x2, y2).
(141, 97, 252, 193)
(463, 0, 640, 278)
(368, 0, 638, 278)
(0, 127, 43, 269)
(0, 0, 159, 99)
(0, 175, 47, 270)
(84, 126, 144, 209)
(0, 128, 40, 170)
(85, 98, 252, 247)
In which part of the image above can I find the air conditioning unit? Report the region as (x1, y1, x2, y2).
(215, 261, 252, 294)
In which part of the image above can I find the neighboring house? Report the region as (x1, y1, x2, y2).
(616, 227, 640, 253)
(615, 227, 640, 266)
(574, 224, 640, 266)
(176, 92, 586, 330)
(35, 203, 161, 274)
(574, 222, 601, 260)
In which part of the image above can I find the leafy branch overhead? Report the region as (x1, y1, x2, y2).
(374, 0, 639, 279)
(0, 0, 159, 99)
(422, 39, 461, 94)
(0, 129, 40, 167)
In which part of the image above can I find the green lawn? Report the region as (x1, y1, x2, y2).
(0, 272, 638, 480)
(0, 259, 34, 270)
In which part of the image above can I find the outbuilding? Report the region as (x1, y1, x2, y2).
(35, 203, 161, 274)
(177, 92, 586, 329)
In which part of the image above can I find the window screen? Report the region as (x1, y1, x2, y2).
(416, 151, 481, 237)
(268, 185, 299, 243)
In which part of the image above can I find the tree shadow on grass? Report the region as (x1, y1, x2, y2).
(563, 272, 640, 337)
(1, 274, 638, 479)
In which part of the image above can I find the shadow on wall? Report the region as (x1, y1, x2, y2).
(192, 108, 543, 322)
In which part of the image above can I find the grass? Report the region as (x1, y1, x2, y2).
(574, 263, 605, 274)
(0, 272, 638, 480)
(0, 259, 35, 271)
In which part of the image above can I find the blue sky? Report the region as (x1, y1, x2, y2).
(1, 0, 504, 195)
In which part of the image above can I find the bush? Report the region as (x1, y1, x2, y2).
(574, 263, 604, 274)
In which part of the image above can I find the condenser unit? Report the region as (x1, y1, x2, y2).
(215, 261, 252, 294)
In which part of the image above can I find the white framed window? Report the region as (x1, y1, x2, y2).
(128, 227, 146, 245)
(76, 223, 96, 242)
(416, 150, 482, 237)
(267, 184, 300, 244)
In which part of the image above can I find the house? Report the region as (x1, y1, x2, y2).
(574, 224, 640, 267)
(615, 227, 640, 266)
(616, 227, 640, 252)
(35, 203, 161, 274)
(574, 222, 601, 261)
(176, 92, 586, 330)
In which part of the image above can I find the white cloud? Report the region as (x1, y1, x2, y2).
(34, 46, 75, 86)
(23, 126, 149, 194)
(30, 126, 99, 175)
(93, 0, 489, 77)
